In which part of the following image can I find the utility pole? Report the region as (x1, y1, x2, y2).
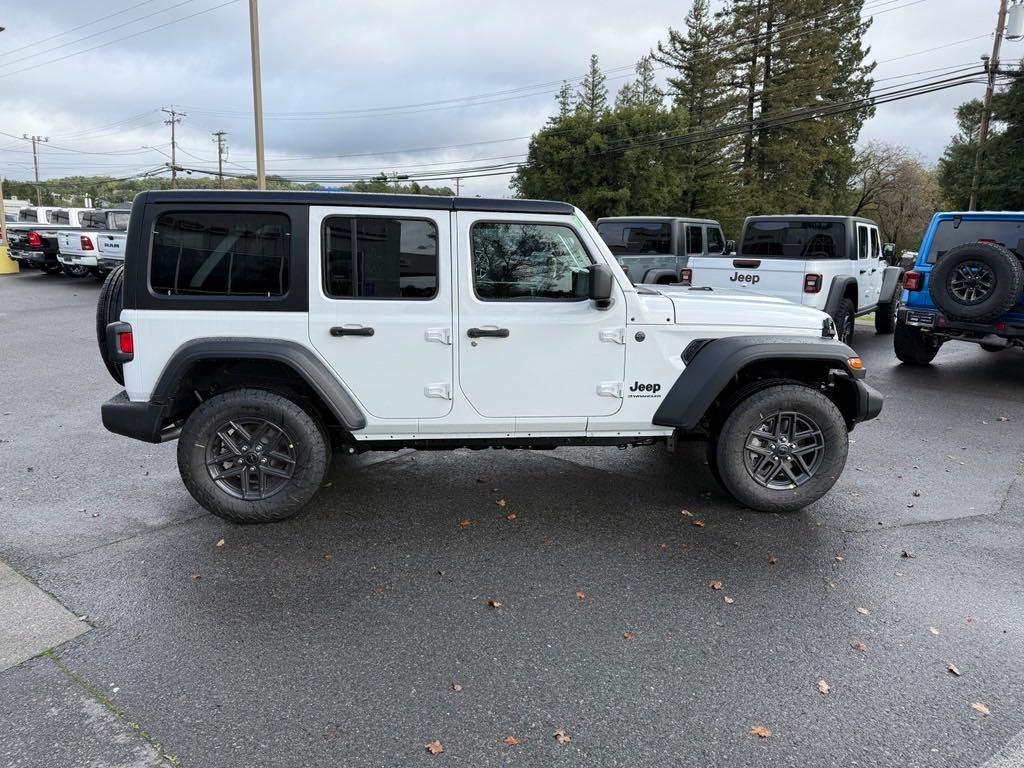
(162, 107, 185, 189)
(22, 134, 49, 205)
(453, 177, 462, 195)
(969, 0, 1009, 211)
(248, 0, 267, 190)
(212, 130, 228, 189)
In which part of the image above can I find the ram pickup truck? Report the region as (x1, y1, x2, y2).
(595, 216, 732, 284)
(6, 225, 67, 273)
(57, 208, 130, 278)
(684, 215, 904, 345)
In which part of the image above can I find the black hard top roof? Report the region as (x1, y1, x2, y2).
(133, 189, 574, 215)
(744, 214, 878, 225)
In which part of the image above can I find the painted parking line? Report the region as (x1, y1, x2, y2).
(980, 729, 1024, 768)
(0, 560, 88, 672)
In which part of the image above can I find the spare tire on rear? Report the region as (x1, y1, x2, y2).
(96, 265, 125, 385)
(929, 242, 1023, 321)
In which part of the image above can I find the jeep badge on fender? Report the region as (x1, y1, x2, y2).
(98, 190, 882, 525)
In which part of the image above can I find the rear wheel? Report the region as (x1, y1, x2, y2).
(715, 384, 848, 513)
(980, 342, 1007, 352)
(39, 263, 62, 275)
(833, 298, 856, 345)
(177, 389, 329, 524)
(894, 320, 941, 365)
(63, 263, 90, 278)
(874, 280, 901, 334)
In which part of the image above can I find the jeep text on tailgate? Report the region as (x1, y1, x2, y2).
(96, 191, 882, 524)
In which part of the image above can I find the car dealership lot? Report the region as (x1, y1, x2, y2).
(1, 271, 1022, 767)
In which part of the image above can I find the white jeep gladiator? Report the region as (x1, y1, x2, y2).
(97, 191, 881, 523)
(684, 215, 904, 344)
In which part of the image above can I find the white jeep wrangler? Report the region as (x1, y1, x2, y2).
(684, 215, 904, 345)
(98, 191, 882, 523)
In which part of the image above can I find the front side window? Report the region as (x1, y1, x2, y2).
(323, 216, 438, 299)
(472, 222, 592, 301)
(686, 225, 704, 255)
(870, 228, 881, 259)
(150, 211, 290, 297)
(706, 227, 725, 254)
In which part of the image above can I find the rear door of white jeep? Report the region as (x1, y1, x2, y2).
(307, 205, 454, 421)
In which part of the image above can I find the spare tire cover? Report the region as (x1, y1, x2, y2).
(928, 242, 1023, 322)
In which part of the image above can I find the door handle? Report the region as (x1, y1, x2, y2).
(330, 326, 374, 337)
(467, 327, 510, 339)
(859, 269, 867, 274)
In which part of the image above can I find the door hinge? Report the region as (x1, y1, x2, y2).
(424, 327, 452, 345)
(424, 383, 452, 400)
(599, 327, 626, 345)
(596, 381, 624, 398)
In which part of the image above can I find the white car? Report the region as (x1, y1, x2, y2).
(96, 190, 882, 524)
(684, 215, 904, 344)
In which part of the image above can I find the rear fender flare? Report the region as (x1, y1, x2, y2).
(642, 268, 681, 284)
(824, 275, 858, 317)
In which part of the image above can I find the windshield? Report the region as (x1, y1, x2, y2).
(926, 218, 1024, 264)
(741, 221, 845, 259)
(597, 221, 672, 255)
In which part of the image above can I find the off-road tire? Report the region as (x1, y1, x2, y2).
(177, 388, 329, 524)
(980, 342, 1006, 352)
(715, 384, 849, 513)
(894, 320, 941, 365)
(834, 298, 856, 345)
(63, 263, 90, 278)
(95, 265, 125, 385)
(929, 242, 1023, 322)
(39, 263, 62, 275)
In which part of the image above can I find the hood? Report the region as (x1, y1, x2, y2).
(652, 285, 831, 332)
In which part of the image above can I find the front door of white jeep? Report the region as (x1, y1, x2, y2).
(307, 205, 454, 420)
(455, 212, 626, 419)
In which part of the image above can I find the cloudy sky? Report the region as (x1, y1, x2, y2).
(0, 0, 1003, 197)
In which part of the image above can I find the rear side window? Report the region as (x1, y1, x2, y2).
(596, 221, 671, 255)
(323, 216, 438, 299)
(150, 211, 290, 297)
(926, 218, 1024, 264)
(81, 211, 103, 229)
(18, 208, 36, 222)
(743, 221, 845, 259)
(685, 225, 703, 255)
(472, 222, 592, 301)
(49, 211, 70, 225)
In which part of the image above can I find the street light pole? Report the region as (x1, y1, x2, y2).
(248, 0, 267, 191)
(969, 0, 1009, 211)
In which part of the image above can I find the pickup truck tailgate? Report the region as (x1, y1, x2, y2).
(97, 232, 126, 259)
(688, 256, 808, 305)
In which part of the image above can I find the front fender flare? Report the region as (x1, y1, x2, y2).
(652, 335, 862, 431)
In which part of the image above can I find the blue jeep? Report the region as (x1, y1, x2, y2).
(894, 211, 1024, 365)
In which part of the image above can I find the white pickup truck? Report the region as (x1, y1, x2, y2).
(683, 215, 904, 345)
(57, 208, 130, 278)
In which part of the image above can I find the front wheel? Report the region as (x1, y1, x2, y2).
(715, 384, 849, 513)
(177, 388, 329, 523)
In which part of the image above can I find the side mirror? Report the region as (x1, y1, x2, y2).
(882, 243, 896, 264)
(588, 263, 615, 310)
(725, 240, 737, 254)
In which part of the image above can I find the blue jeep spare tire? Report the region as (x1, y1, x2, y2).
(929, 241, 1023, 322)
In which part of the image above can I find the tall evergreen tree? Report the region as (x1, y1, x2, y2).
(577, 54, 609, 116)
(556, 80, 575, 118)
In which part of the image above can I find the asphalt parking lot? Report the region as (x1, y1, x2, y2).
(1, 269, 1022, 768)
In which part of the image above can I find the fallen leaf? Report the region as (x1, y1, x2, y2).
(929, 626, 940, 636)
(817, 679, 831, 695)
(768, 556, 778, 565)
(502, 735, 521, 746)
(451, 682, 463, 692)
(708, 580, 723, 590)
(723, 596, 735, 604)
(505, 513, 517, 522)
(691, 520, 706, 528)
(835, 555, 845, 562)
(496, 498, 507, 508)
(947, 664, 961, 677)
(322, 552, 333, 561)
(623, 631, 636, 640)
(190, 574, 201, 581)
(750, 725, 772, 738)
(856, 607, 870, 615)
(575, 591, 585, 600)
(658, 543, 669, 550)
(998, 416, 1009, 422)
(554, 728, 571, 745)
(680, 509, 694, 517)
(972, 702, 991, 716)
(459, 518, 472, 528)
(487, 599, 502, 609)
(425, 740, 444, 755)
(851, 642, 867, 653)
(215, 538, 225, 548)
